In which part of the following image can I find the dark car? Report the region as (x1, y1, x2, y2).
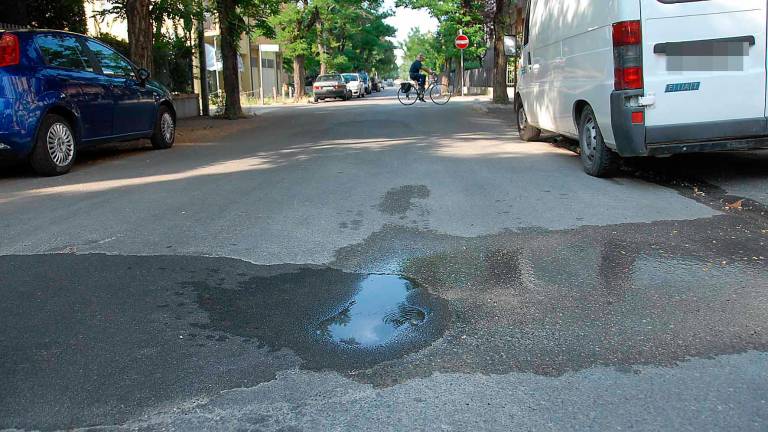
(312, 73, 351, 102)
(0, 29, 176, 176)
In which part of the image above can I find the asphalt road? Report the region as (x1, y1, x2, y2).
(1, 89, 767, 431)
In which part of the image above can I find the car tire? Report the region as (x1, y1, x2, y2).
(151, 105, 176, 150)
(314, 96, 319, 103)
(578, 105, 619, 178)
(515, 98, 541, 142)
(30, 114, 76, 176)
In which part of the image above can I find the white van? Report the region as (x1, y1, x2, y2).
(515, 0, 768, 177)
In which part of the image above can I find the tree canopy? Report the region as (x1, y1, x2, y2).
(271, 0, 397, 79)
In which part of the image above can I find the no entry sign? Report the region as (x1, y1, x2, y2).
(455, 34, 470, 50)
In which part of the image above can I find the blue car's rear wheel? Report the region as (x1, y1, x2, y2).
(30, 114, 76, 176)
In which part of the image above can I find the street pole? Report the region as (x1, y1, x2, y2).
(258, 45, 264, 105)
(460, 29, 465, 97)
(196, 9, 209, 116)
(213, 37, 220, 94)
(247, 18, 255, 103)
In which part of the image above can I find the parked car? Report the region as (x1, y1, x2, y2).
(0, 29, 176, 176)
(516, 0, 768, 177)
(312, 73, 352, 102)
(385, 79, 394, 87)
(358, 71, 372, 95)
(341, 73, 366, 98)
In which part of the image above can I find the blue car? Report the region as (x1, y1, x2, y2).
(0, 29, 176, 175)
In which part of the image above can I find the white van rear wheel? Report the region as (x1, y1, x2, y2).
(578, 106, 618, 177)
(516, 100, 541, 141)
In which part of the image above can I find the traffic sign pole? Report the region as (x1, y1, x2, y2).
(460, 30, 464, 97)
(460, 43, 464, 96)
(455, 31, 470, 97)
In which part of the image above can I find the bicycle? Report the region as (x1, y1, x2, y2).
(398, 74, 453, 106)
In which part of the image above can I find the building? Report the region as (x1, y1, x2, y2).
(200, 14, 287, 103)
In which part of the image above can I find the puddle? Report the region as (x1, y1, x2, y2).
(187, 267, 449, 371)
(317, 275, 427, 348)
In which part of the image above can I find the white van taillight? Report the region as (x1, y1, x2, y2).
(612, 21, 643, 90)
(0, 33, 20, 67)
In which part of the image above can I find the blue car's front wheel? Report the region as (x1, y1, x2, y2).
(30, 114, 76, 176)
(151, 106, 176, 150)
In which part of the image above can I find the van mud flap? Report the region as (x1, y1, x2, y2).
(610, 90, 647, 157)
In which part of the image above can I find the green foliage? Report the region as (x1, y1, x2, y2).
(398, 28, 440, 78)
(271, 0, 397, 82)
(90, 0, 199, 36)
(396, 0, 487, 70)
(153, 34, 194, 93)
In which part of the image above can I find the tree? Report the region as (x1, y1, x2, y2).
(126, 0, 154, 72)
(399, 28, 440, 78)
(487, 0, 512, 104)
(396, 0, 486, 94)
(272, 0, 396, 99)
(271, 0, 319, 101)
(316, 0, 396, 73)
(214, 0, 279, 118)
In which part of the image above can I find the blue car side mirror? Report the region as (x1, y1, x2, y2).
(136, 68, 150, 85)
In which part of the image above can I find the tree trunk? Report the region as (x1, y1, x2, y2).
(492, 0, 511, 104)
(293, 55, 306, 101)
(216, 0, 243, 119)
(453, 56, 463, 96)
(442, 57, 452, 88)
(126, 0, 153, 73)
(197, 11, 210, 116)
(316, 18, 327, 75)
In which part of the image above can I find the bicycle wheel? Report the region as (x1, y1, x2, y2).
(429, 84, 452, 105)
(398, 88, 418, 106)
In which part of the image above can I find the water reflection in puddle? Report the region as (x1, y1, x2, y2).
(317, 275, 427, 348)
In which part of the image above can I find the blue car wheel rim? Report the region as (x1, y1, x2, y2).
(161, 112, 175, 143)
(46, 123, 74, 167)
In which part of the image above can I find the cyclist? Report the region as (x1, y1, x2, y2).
(409, 53, 433, 101)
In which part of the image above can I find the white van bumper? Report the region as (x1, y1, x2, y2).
(611, 90, 768, 157)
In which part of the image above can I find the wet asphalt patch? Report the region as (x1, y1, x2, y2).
(376, 184, 430, 216)
(0, 255, 448, 430)
(187, 268, 448, 371)
(331, 215, 768, 386)
(3, 179, 768, 428)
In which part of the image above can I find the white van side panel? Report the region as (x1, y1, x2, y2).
(522, 0, 641, 146)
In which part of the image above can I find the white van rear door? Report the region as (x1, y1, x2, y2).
(641, 0, 766, 133)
